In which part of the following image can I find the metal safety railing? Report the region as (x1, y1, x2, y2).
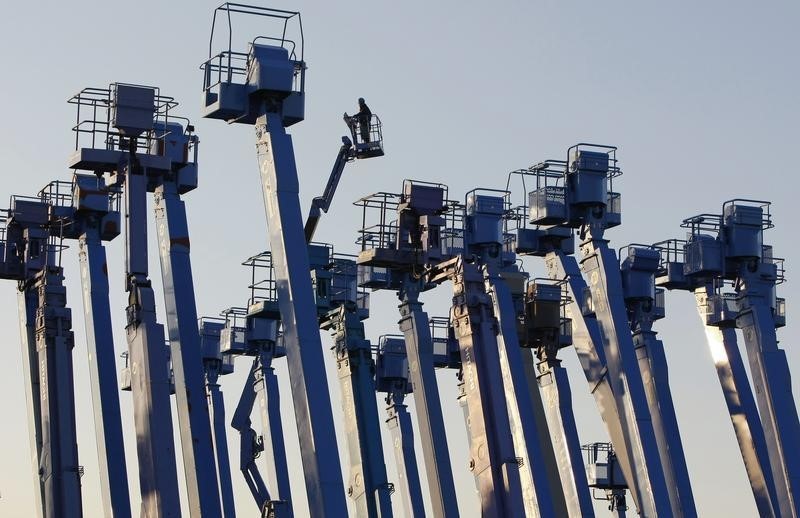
(722, 199, 773, 230)
(354, 191, 401, 252)
(68, 83, 177, 153)
(344, 114, 383, 149)
(651, 239, 688, 270)
(242, 251, 277, 307)
(329, 252, 371, 312)
(203, 4, 305, 97)
(441, 200, 465, 256)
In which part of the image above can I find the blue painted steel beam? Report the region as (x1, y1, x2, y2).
(153, 180, 223, 517)
(122, 162, 181, 517)
(694, 286, 778, 518)
(397, 278, 460, 517)
(254, 111, 347, 515)
(256, 349, 293, 515)
(77, 229, 131, 518)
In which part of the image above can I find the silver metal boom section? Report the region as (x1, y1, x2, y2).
(123, 162, 182, 516)
(396, 280, 460, 517)
(543, 250, 641, 510)
(78, 229, 132, 518)
(18, 289, 45, 518)
(578, 231, 674, 516)
(621, 246, 696, 517)
(378, 351, 425, 518)
(154, 178, 224, 518)
(255, 112, 348, 515)
(34, 267, 83, 517)
(694, 287, 778, 517)
(430, 257, 526, 517)
(523, 281, 595, 517)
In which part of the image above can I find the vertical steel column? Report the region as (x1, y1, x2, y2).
(324, 307, 393, 517)
(123, 161, 181, 517)
(254, 112, 347, 515)
(545, 250, 642, 512)
(397, 279, 459, 517)
(531, 350, 595, 517)
(448, 259, 525, 517)
(153, 180, 223, 517)
(205, 365, 236, 518)
(34, 267, 83, 517)
(694, 287, 778, 518)
(385, 388, 425, 518)
(17, 288, 45, 518)
(578, 236, 673, 516)
(78, 229, 131, 518)
(484, 267, 565, 517)
(736, 278, 800, 518)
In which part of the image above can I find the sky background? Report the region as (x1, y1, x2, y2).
(0, 1, 799, 516)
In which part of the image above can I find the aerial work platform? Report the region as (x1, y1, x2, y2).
(2, 4, 799, 518)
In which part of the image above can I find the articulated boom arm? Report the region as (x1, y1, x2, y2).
(230, 351, 291, 517)
(304, 137, 353, 242)
(231, 357, 271, 508)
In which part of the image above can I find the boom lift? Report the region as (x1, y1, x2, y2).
(523, 279, 595, 517)
(375, 335, 426, 517)
(655, 238, 779, 517)
(150, 118, 226, 517)
(655, 200, 797, 517)
(198, 318, 237, 517)
(583, 442, 629, 517)
(201, 6, 347, 513)
(510, 164, 643, 514)
(1, 196, 83, 518)
(372, 321, 460, 517)
(37, 176, 131, 518)
(309, 244, 394, 517)
(67, 83, 223, 516)
(426, 189, 567, 517)
(304, 114, 384, 242)
(619, 245, 696, 515)
(513, 146, 688, 517)
(356, 182, 460, 517)
(217, 251, 293, 517)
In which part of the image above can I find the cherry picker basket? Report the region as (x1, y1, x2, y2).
(344, 113, 384, 158)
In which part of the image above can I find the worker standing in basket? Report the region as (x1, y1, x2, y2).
(355, 97, 372, 143)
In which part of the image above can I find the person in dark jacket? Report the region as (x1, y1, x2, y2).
(356, 97, 372, 143)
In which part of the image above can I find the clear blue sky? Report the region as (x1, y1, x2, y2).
(0, 1, 798, 516)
